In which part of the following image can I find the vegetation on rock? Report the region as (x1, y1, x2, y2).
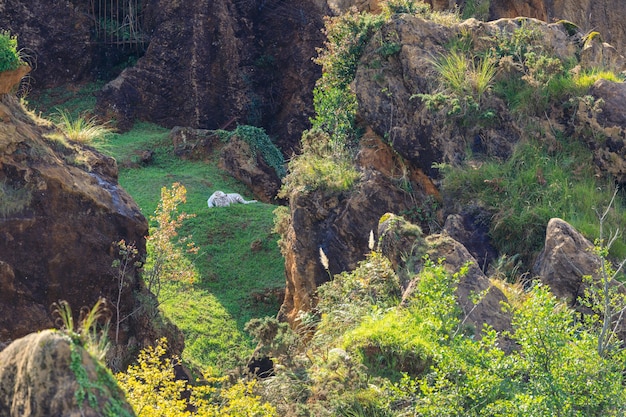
(0, 31, 23, 72)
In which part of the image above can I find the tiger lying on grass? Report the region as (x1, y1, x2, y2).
(207, 191, 257, 208)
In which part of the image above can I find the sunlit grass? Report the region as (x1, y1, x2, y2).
(53, 108, 112, 144)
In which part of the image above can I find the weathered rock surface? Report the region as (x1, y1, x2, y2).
(279, 167, 435, 325)
(579, 79, 626, 185)
(0, 330, 135, 417)
(533, 218, 599, 305)
(0, 0, 96, 89)
(534, 217, 626, 340)
(0, 93, 181, 367)
(490, 0, 626, 55)
(96, 0, 328, 151)
(170, 126, 283, 202)
(354, 16, 525, 175)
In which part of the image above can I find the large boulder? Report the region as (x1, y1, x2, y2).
(0, 93, 181, 367)
(0, 330, 135, 417)
(533, 218, 600, 306)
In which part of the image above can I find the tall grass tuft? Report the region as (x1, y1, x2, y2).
(54, 108, 112, 144)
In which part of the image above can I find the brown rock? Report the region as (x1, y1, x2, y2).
(0, 1, 96, 89)
(0, 330, 135, 417)
(578, 79, 626, 185)
(279, 171, 423, 325)
(533, 218, 599, 305)
(0, 94, 182, 368)
(219, 137, 283, 204)
(490, 0, 626, 56)
(422, 233, 512, 340)
(96, 0, 328, 152)
(353, 16, 526, 174)
(378, 214, 512, 343)
(0, 66, 30, 95)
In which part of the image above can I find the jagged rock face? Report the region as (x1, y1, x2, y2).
(96, 0, 328, 152)
(579, 79, 626, 185)
(490, 0, 626, 54)
(278, 130, 442, 325)
(0, 330, 135, 417)
(0, 0, 95, 89)
(0, 94, 180, 365)
(353, 16, 528, 176)
(279, 169, 429, 325)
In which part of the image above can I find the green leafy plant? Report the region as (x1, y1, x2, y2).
(0, 31, 23, 72)
(52, 298, 111, 362)
(279, 130, 361, 196)
(144, 182, 198, 299)
(222, 125, 286, 178)
(413, 50, 497, 126)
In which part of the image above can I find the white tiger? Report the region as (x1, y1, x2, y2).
(207, 191, 257, 208)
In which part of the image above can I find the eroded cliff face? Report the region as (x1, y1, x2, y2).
(0, 93, 181, 366)
(490, 0, 626, 54)
(0, 0, 96, 89)
(278, 15, 626, 327)
(96, 0, 329, 152)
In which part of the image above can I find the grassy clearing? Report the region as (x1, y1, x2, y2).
(29, 84, 286, 372)
(111, 125, 285, 371)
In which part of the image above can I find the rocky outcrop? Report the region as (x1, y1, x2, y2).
(279, 167, 435, 325)
(378, 214, 513, 344)
(353, 16, 528, 175)
(0, 330, 135, 417)
(578, 79, 626, 185)
(0, 93, 181, 367)
(96, 0, 329, 151)
(490, 0, 626, 55)
(533, 218, 599, 306)
(534, 217, 626, 340)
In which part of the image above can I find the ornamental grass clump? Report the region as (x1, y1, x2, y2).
(54, 108, 113, 144)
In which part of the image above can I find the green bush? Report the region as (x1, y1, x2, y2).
(0, 31, 22, 72)
(225, 125, 286, 178)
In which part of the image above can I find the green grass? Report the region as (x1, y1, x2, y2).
(29, 85, 286, 372)
(441, 132, 626, 268)
(109, 125, 285, 371)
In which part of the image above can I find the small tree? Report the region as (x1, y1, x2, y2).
(144, 182, 198, 298)
(580, 187, 626, 357)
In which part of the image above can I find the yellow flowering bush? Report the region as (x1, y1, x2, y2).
(116, 338, 277, 417)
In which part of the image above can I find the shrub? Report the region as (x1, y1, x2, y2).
(440, 132, 626, 266)
(222, 125, 286, 178)
(144, 182, 198, 298)
(279, 130, 361, 196)
(311, 9, 384, 147)
(0, 31, 22, 72)
(116, 338, 278, 417)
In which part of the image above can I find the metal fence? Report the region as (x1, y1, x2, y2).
(89, 0, 145, 47)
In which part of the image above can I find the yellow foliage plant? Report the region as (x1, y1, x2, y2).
(116, 338, 277, 417)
